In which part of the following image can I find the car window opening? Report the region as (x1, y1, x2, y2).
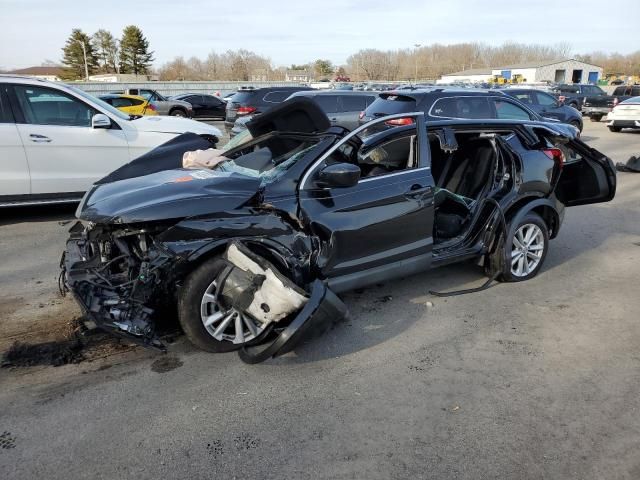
(429, 130, 509, 244)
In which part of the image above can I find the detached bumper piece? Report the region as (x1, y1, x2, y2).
(238, 280, 347, 364)
(218, 243, 347, 364)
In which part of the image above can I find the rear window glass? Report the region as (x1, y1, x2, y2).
(613, 87, 628, 96)
(430, 96, 492, 119)
(229, 91, 255, 104)
(365, 94, 416, 116)
(341, 95, 369, 111)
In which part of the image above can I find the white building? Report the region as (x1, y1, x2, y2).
(438, 68, 493, 84)
(285, 69, 313, 82)
(88, 73, 159, 82)
(440, 59, 604, 84)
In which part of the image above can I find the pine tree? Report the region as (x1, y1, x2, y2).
(60, 29, 98, 80)
(92, 29, 119, 73)
(119, 26, 154, 75)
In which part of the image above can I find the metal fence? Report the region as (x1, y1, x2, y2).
(72, 81, 306, 97)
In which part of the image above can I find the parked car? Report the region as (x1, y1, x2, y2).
(549, 84, 608, 111)
(224, 86, 313, 131)
(61, 98, 616, 361)
(288, 90, 377, 130)
(170, 93, 226, 119)
(503, 88, 583, 131)
(110, 88, 193, 117)
(583, 85, 640, 122)
(98, 94, 158, 116)
(605, 96, 640, 132)
(0, 76, 221, 206)
(359, 88, 579, 138)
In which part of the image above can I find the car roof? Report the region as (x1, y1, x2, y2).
(0, 74, 61, 86)
(290, 90, 376, 97)
(375, 88, 507, 101)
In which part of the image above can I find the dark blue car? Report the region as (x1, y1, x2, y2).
(504, 88, 583, 132)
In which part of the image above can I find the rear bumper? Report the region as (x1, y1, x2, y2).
(583, 106, 610, 116)
(607, 119, 640, 128)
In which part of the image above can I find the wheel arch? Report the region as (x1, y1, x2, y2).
(504, 197, 561, 239)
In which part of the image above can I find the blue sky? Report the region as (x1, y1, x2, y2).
(1, 0, 637, 69)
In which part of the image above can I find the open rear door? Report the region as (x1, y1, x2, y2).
(554, 139, 616, 207)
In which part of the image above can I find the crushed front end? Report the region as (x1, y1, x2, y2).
(61, 221, 178, 349)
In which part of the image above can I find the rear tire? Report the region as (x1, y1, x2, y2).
(497, 213, 549, 283)
(608, 126, 622, 132)
(170, 109, 187, 117)
(590, 114, 602, 122)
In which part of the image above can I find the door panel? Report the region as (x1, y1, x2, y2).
(10, 82, 131, 194)
(555, 140, 616, 207)
(300, 170, 434, 279)
(17, 124, 131, 194)
(0, 123, 30, 195)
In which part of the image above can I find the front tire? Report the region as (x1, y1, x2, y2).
(608, 126, 621, 132)
(500, 213, 549, 282)
(170, 109, 187, 117)
(590, 114, 602, 122)
(178, 257, 269, 352)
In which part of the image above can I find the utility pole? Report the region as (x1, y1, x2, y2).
(75, 40, 89, 81)
(414, 43, 421, 83)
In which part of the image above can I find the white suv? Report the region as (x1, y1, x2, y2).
(0, 76, 222, 206)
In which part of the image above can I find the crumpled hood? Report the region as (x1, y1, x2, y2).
(78, 169, 261, 224)
(131, 115, 222, 137)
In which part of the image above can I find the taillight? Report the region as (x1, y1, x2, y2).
(613, 97, 619, 106)
(543, 148, 564, 170)
(385, 117, 414, 126)
(558, 95, 566, 102)
(148, 102, 157, 111)
(359, 111, 365, 119)
(237, 106, 257, 115)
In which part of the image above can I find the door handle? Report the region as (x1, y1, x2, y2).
(29, 134, 52, 143)
(405, 184, 432, 199)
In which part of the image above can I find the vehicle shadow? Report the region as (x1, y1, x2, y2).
(273, 200, 633, 365)
(0, 204, 77, 226)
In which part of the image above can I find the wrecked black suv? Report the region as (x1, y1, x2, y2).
(62, 98, 616, 363)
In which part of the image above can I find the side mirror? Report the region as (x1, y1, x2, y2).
(318, 162, 360, 188)
(92, 113, 111, 129)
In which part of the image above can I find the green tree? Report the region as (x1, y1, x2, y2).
(92, 29, 119, 73)
(314, 59, 333, 79)
(119, 25, 154, 75)
(60, 29, 98, 80)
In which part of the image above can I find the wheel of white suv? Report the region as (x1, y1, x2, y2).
(608, 126, 622, 133)
(500, 212, 549, 282)
(178, 257, 270, 352)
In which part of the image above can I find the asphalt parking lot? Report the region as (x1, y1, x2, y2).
(1, 120, 639, 479)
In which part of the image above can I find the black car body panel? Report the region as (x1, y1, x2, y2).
(62, 99, 616, 362)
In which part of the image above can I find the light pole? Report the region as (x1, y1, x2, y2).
(414, 43, 421, 83)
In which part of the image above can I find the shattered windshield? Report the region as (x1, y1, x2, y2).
(214, 135, 319, 186)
